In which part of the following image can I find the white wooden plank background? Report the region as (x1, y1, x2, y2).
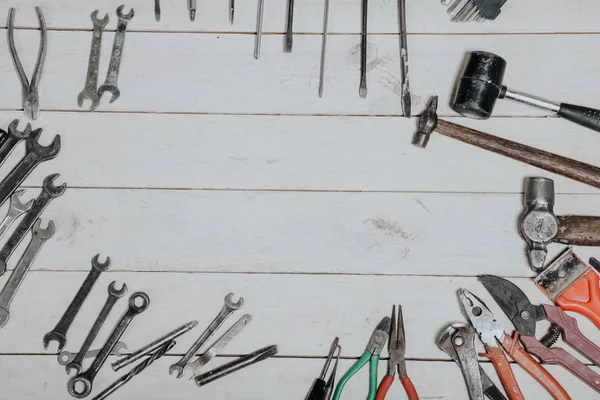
(0, 1, 599, 399)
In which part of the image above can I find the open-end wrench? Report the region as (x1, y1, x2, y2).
(58, 342, 127, 367)
(68, 292, 150, 398)
(65, 281, 128, 375)
(77, 11, 109, 111)
(0, 174, 66, 276)
(0, 219, 55, 329)
(169, 293, 244, 378)
(188, 314, 252, 377)
(0, 120, 32, 168)
(97, 6, 134, 103)
(0, 189, 34, 246)
(0, 128, 60, 209)
(43, 255, 111, 352)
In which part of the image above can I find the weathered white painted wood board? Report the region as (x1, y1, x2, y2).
(0, 1, 599, 399)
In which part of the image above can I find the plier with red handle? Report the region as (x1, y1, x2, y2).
(376, 305, 419, 400)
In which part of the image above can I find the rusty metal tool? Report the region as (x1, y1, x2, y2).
(305, 337, 341, 400)
(535, 248, 600, 330)
(481, 275, 600, 393)
(458, 288, 571, 400)
(398, 0, 410, 117)
(412, 96, 600, 190)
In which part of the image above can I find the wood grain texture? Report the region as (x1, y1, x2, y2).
(557, 216, 600, 245)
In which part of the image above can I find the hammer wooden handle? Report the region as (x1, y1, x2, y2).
(557, 216, 600, 246)
(436, 119, 600, 189)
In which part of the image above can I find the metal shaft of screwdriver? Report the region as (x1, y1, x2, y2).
(155, 0, 161, 21)
(318, 0, 331, 98)
(254, 0, 265, 59)
(188, 0, 197, 21)
(285, 0, 294, 53)
(230, 0, 235, 25)
(359, 0, 368, 98)
(398, 0, 411, 117)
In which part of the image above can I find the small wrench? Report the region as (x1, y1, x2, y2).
(0, 128, 60, 210)
(58, 342, 127, 366)
(43, 254, 111, 352)
(97, 6, 134, 103)
(77, 11, 109, 111)
(65, 281, 128, 375)
(0, 120, 32, 168)
(0, 174, 66, 276)
(0, 189, 34, 246)
(68, 292, 150, 398)
(0, 219, 55, 329)
(169, 293, 244, 378)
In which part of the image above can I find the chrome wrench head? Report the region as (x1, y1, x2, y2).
(116, 5, 135, 20)
(77, 11, 109, 111)
(91, 254, 111, 272)
(42, 173, 67, 198)
(24, 129, 61, 162)
(6, 189, 34, 219)
(58, 342, 128, 367)
(7, 120, 32, 140)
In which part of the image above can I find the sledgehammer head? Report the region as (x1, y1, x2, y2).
(452, 51, 507, 120)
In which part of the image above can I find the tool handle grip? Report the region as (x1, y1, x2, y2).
(543, 305, 600, 366)
(556, 216, 600, 246)
(368, 355, 380, 400)
(375, 375, 393, 400)
(305, 379, 327, 400)
(333, 351, 371, 400)
(400, 376, 419, 400)
(556, 270, 600, 329)
(502, 333, 571, 400)
(436, 119, 600, 190)
(558, 103, 600, 133)
(481, 346, 524, 400)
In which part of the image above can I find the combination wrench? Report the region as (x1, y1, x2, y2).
(43, 254, 111, 351)
(169, 293, 244, 378)
(0, 120, 32, 168)
(0, 219, 55, 329)
(68, 292, 150, 398)
(97, 6, 134, 104)
(77, 10, 109, 111)
(65, 281, 128, 375)
(0, 128, 60, 210)
(0, 174, 66, 276)
(0, 189, 33, 246)
(58, 342, 127, 367)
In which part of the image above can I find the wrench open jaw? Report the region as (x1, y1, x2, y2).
(77, 11, 109, 111)
(0, 120, 32, 168)
(58, 342, 128, 367)
(8, 189, 34, 216)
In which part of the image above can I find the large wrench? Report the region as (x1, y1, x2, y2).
(169, 293, 244, 378)
(0, 120, 32, 168)
(65, 281, 128, 375)
(0, 174, 66, 276)
(0, 219, 55, 329)
(43, 254, 111, 351)
(58, 342, 127, 366)
(77, 11, 109, 111)
(0, 189, 34, 245)
(97, 6, 134, 103)
(68, 292, 150, 398)
(0, 128, 60, 209)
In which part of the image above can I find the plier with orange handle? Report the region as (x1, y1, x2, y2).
(376, 305, 419, 400)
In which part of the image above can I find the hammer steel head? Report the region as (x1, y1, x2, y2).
(412, 96, 439, 148)
(452, 51, 507, 119)
(520, 177, 558, 270)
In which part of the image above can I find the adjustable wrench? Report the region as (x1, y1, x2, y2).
(0, 128, 60, 209)
(77, 11, 109, 111)
(0, 174, 66, 276)
(169, 293, 244, 378)
(68, 292, 150, 398)
(65, 281, 128, 375)
(0, 189, 33, 245)
(58, 342, 127, 366)
(0, 120, 32, 168)
(97, 6, 134, 103)
(43, 254, 111, 352)
(0, 219, 55, 329)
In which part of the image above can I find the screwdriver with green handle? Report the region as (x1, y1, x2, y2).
(332, 317, 391, 400)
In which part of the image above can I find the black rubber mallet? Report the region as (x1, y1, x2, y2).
(452, 51, 600, 133)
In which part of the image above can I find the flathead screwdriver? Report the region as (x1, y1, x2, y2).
(230, 0, 235, 25)
(359, 0, 368, 98)
(318, 0, 331, 98)
(285, 0, 295, 52)
(254, 0, 265, 59)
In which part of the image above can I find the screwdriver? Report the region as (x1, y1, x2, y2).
(188, 0, 197, 21)
(230, 0, 235, 24)
(285, 0, 295, 52)
(305, 338, 341, 400)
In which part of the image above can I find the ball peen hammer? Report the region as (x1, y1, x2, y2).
(412, 96, 600, 190)
(520, 177, 600, 270)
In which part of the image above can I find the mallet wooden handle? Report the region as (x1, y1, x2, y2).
(556, 216, 600, 246)
(436, 119, 600, 189)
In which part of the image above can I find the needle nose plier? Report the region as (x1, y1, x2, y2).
(333, 316, 391, 400)
(376, 305, 419, 400)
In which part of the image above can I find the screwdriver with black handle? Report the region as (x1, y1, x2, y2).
(306, 338, 341, 400)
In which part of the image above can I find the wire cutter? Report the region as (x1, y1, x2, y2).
(376, 305, 418, 400)
(480, 275, 600, 394)
(458, 288, 571, 400)
(333, 317, 391, 400)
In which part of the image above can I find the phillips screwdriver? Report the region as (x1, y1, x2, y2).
(188, 0, 196, 21)
(230, 0, 235, 24)
(305, 337, 341, 400)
